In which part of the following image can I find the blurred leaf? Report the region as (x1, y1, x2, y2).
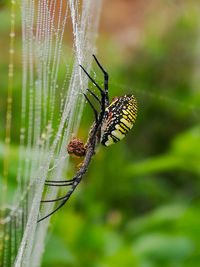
(42, 234, 75, 266)
(133, 234, 194, 263)
(126, 204, 187, 237)
(126, 126, 200, 176)
(102, 246, 138, 267)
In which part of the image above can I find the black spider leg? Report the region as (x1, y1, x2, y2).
(41, 195, 70, 203)
(87, 88, 101, 104)
(44, 177, 76, 186)
(45, 178, 76, 183)
(45, 182, 74, 187)
(41, 180, 76, 203)
(79, 63, 106, 119)
(80, 57, 108, 142)
(92, 54, 109, 106)
(83, 93, 98, 123)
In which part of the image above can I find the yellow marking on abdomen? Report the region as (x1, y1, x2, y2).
(120, 122, 130, 131)
(121, 118, 133, 129)
(112, 129, 125, 140)
(127, 110, 135, 120)
(116, 124, 127, 134)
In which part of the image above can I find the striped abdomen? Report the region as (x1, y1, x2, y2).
(101, 94, 137, 146)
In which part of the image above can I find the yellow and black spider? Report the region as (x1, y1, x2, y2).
(38, 55, 137, 222)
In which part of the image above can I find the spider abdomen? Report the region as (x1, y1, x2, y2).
(101, 94, 137, 146)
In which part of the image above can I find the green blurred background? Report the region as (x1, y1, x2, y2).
(1, 0, 200, 266)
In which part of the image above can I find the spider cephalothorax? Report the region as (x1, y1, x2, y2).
(38, 55, 137, 222)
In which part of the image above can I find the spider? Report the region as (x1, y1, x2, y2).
(38, 55, 137, 223)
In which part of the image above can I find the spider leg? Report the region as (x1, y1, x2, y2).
(45, 178, 76, 183)
(79, 65, 105, 97)
(80, 65, 106, 119)
(87, 89, 101, 104)
(92, 55, 109, 106)
(38, 177, 81, 223)
(45, 178, 75, 186)
(41, 195, 69, 203)
(45, 182, 74, 187)
(83, 93, 98, 124)
(38, 197, 69, 222)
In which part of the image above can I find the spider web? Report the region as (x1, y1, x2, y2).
(0, 0, 102, 266)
